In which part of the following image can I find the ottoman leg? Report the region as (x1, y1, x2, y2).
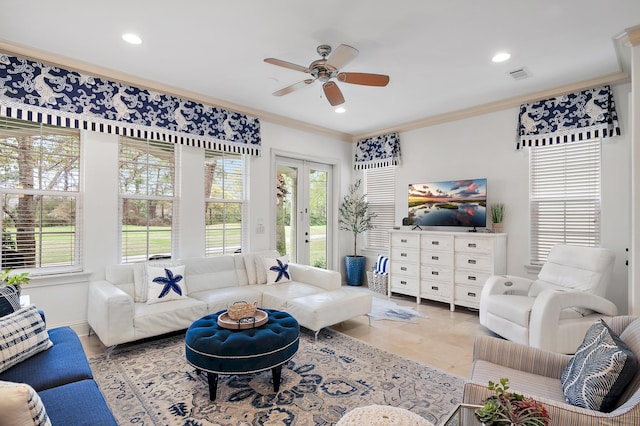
(206, 372, 219, 401)
(272, 365, 283, 393)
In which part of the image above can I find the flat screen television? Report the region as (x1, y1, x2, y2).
(408, 178, 487, 228)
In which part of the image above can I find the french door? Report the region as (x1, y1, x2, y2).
(275, 157, 332, 268)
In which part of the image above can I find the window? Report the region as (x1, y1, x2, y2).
(364, 167, 396, 250)
(204, 150, 245, 256)
(529, 138, 601, 265)
(0, 117, 81, 272)
(119, 137, 175, 263)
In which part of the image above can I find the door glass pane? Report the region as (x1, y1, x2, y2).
(276, 165, 297, 263)
(309, 168, 327, 268)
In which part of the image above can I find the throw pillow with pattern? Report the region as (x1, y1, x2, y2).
(561, 318, 637, 412)
(146, 265, 188, 305)
(0, 380, 51, 426)
(0, 305, 53, 373)
(263, 256, 291, 285)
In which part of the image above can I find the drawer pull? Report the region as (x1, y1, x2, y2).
(431, 241, 439, 245)
(468, 243, 477, 248)
(468, 259, 476, 264)
(431, 286, 439, 291)
(401, 239, 407, 243)
(400, 266, 407, 271)
(432, 255, 439, 260)
(468, 275, 476, 281)
(401, 253, 407, 257)
(400, 280, 407, 285)
(432, 271, 439, 276)
(467, 292, 477, 297)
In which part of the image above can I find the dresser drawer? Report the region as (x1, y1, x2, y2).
(455, 269, 491, 287)
(391, 261, 419, 276)
(391, 247, 419, 263)
(420, 281, 452, 299)
(454, 237, 492, 253)
(455, 253, 492, 271)
(421, 235, 454, 251)
(455, 284, 482, 307)
(421, 251, 453, 267)
(421, 264, 453, 282)
(390, 276, 419, 294)
(391, 233, 420, 248)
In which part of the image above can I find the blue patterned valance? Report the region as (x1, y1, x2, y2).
(517, 85, 620, 149)
(354, 132, 401, 170)
(0, 53, 261, 155)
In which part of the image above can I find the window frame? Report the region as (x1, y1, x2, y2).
(364, 166, 396, 251)
(529, 138, 602, 265)
(0, 118, 82, 274)
(118, 136, 176, 263)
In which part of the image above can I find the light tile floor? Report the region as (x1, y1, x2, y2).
(80, 290, 492, 378)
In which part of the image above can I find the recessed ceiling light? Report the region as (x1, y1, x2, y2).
(492, 52, 511, 63)
(335, 107, 346, 114)
(122, 33, 142, 45)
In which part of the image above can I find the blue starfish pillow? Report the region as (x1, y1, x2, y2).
(146, 265, 188, 304)
(263, 256, 291, 285)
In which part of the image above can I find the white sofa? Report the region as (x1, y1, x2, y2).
(87, 251, 372, 348)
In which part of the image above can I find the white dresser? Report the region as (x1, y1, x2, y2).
(388, 230, 507, 311)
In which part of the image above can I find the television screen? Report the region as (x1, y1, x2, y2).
(408, 178, 487, 228)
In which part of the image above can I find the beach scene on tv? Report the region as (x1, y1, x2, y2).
(408, 179, 487, 228)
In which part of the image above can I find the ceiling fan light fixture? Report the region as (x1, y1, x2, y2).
(492, 52, 511, 63)
(122, 33, 142, 45)
(335, 107, 346, 114)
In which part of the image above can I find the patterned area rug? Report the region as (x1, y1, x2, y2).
(89, 328, 463, 426)
(368, 296, 428, 323)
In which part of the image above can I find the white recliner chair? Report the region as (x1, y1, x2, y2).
(479, 244, 617, 354)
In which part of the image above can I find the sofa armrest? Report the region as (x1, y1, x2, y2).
(288, 263, 341, 291)
(472, 335, 571, 379)
(480, 275, 535, 324)
(87, 280, 135, 347)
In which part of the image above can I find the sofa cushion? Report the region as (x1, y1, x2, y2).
(38, 379, 117, 426)
(0, 306, 53, 373)
(146, 265, 188, 304)
(0, 326, 93, 391)
(262, 282, 325, 309)
(561, 318, 637, 412)
(133, 297, 208, 340)
(0, 380, 51, 426)
(181, 256, 244, 293)
(189, 286, 263, 313)
(264, 255, 291, 284)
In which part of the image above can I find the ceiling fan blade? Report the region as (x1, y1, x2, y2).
(272, 79, 315, 96)
(337, 72, 390, 87)
(264, 58, 309, 73)
(322, 81, 345, 106)
(325, 44, 359, 70)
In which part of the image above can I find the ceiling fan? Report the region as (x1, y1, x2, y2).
(264, 44, 390, 107)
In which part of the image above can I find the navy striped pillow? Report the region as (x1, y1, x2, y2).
(0, 305, 53, 373)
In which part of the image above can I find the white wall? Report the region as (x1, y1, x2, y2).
(391, 82, 631, 313)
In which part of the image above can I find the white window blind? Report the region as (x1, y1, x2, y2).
(119, 137, 175, 263)
(365, 167, 395, 250)
(529, 138, 601, 265)
(0, 117, 81, 273)
(204, 150, 246, 256)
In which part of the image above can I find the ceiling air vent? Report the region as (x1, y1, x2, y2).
(509, 67, 530, 80)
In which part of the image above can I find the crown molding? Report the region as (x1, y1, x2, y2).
(0, 40, 353, 142)
(625, 25, 640, 47)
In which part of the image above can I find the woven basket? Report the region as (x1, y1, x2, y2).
(226, 301, 258, 320)
(367, 271, 388, 295)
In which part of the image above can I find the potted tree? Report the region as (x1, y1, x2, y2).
(339, 179, 376, 286)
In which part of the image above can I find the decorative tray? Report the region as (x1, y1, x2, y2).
(217, 309, 268, 330)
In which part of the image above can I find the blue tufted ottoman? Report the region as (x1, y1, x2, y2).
(185, 309, 299, 401)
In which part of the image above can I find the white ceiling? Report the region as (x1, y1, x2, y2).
(0, 1, 638, 138)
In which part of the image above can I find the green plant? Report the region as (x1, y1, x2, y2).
(338, 179, 376, 256)
(0, 268, 30, 286)
(475, 378, 550, 426)
(490, 203, 505, 224)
